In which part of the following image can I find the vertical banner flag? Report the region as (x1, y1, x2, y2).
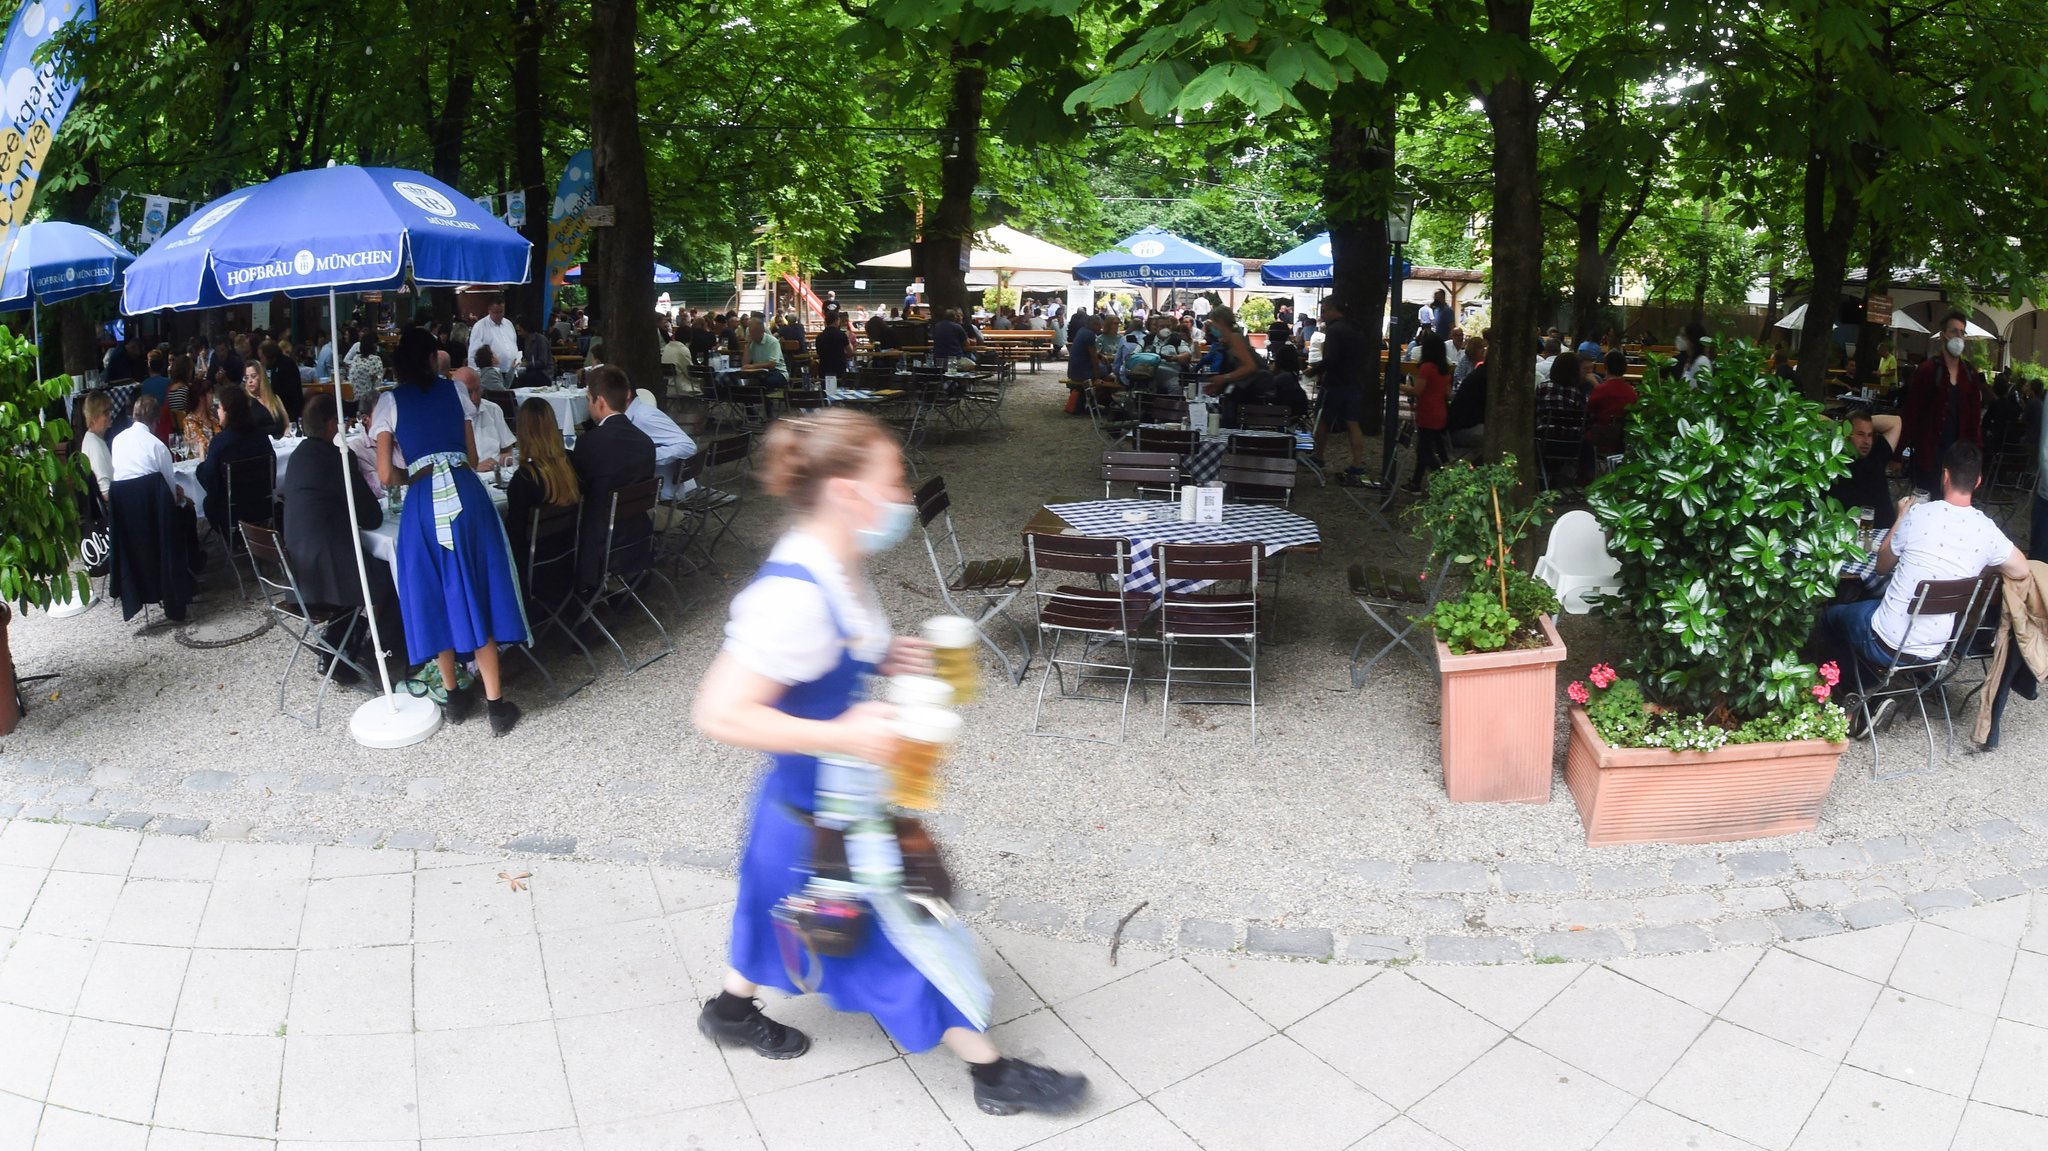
(474, 193, 494, 216)
(0, 0, 95, 278)
(544, 149, 593, 325)
(139, 195, 170, 246)
(505, 189, 526, 229)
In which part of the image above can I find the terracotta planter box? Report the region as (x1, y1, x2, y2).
(1436, 614, 1567, 803)
(1564, 707, 1846, 846)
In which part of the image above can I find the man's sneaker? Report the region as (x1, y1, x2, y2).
(972, 1058, 1089, 1116)
(697, 997, 810, 1060)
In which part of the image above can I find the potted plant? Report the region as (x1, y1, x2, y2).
(0, 326, 88, 735)
(1568, 341, 1855, 845)
(1410, 456, 1565, 803)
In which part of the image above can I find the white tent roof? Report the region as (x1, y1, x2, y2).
(1774, 303, 1934, 336)
(858, 224, 1088, 274)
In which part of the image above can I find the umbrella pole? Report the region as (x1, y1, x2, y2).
(31, 297, 39, 375)
(335, 286, 440, 748)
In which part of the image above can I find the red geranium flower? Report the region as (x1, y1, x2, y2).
(1567, 681, 1590, 705)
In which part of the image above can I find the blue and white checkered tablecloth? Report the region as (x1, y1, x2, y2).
(1043, 498, 1320, 596)
(828, 389, 890, 403)
(1838, 528, 1886, 584)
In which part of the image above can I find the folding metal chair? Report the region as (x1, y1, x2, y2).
(571, 478, 679, 674)
(1138, 393, 1188, 425)
(668, 433, 753, 577)
(913, 475, 1031, 684)
(240, 523, 370, 729)
(517, 500, 598, 697)
(1101, 450, 1183, 501)
(1025, 531, 1150, 744)
(1535, 409, 1589, 491)
(1350, 559, 1452, 686)
(1844, 569, 2003, 779)
(1158, 542, 1260, 738)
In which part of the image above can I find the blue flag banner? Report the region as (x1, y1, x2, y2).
(544, 149, 593, 325)
(0, 0, 95, 278)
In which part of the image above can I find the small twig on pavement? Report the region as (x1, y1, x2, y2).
(1108, 900, 1149, 967)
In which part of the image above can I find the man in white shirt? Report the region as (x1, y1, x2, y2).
(625, 388, 698, 498)
(467, 299, 521, 372)
(111, 397, 183, 499)
(78, 392, 115, 496)
(456, 367, 516, 468)
(659, 334, 695, 389)
(1821, 440, 2028, 730)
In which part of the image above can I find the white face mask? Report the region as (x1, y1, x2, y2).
(1945, 336, 1966, 358)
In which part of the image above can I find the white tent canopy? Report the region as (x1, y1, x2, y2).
(859, 224, 1088, 290)
(1774, 303, 1934, 336)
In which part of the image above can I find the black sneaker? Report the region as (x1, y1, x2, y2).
(972, 1058, 1089, 1116)
(697, 997, 810, 1060)
(442, 682, 477, 725)
(487, 696, 521, 738)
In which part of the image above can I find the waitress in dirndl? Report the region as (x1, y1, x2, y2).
(691, 408, 1085, 1117)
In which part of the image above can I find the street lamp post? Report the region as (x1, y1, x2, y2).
(1380, 194, 1417, 486)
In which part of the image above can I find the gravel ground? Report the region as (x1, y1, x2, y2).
(8, 366, 2048, 948)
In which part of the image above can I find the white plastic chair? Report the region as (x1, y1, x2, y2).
(1534, 509, 1621, 614)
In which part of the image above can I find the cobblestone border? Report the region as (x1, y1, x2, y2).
(6, 754, 2047, 964)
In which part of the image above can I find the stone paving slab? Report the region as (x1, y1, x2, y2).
(0, 822, 2043, 1147)
(20, 751, 2048, 968)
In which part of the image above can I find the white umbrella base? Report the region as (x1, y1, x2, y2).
(350, 692, 443, 749)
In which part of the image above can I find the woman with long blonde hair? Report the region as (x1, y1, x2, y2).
(242, 360, 287, 438)
(505, 397, 580, 597)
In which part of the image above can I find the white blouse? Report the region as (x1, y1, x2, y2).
(723, 531, 891, 685)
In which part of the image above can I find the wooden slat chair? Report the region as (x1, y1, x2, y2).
(1158, 542, 1261, 738)
(1101, 450, 1183, 501)
(1024, 531, 1151, 743)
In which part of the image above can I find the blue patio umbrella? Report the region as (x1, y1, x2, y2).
(1261, 232, 1333, 287)
(560, 261, 679, 284)
(1072, 226, 1245, 287)
(0, 220, 137, 352)
(121, 165, 532, 749)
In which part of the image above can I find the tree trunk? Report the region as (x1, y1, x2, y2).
(0, 604, 16, 735)
(588, 0, 659, 397)
(1325, 96, 1393, 435)
(1481, 0, 1541, 493)
(1796, 150, 1859, 400)
(1568, 193, 1606, 343)
(55, 178, 100, 377)
(925, 54, 985, 318)
(1854, 227, 1893, 384)
(508, 0, 551, 333)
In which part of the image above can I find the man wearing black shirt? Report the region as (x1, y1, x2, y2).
(930, 308, 970, 365)
(1448, 337, 1490, 451)
(816, 311, 853, 380)
(1308, 299, 1369, 479)
(1830, 411, 1902, 529)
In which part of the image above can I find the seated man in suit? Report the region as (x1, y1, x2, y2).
(571, 366, 657, 593)
(281, 393, 398, 685)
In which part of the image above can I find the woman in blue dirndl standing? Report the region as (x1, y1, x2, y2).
(373, 326, 527, 735)
(692, 408, 1085, 1116)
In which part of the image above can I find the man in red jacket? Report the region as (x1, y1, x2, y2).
(1900, 311, 1984, 492)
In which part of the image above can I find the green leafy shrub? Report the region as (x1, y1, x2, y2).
(1586, 340, 1856, 720)
(0, 327, 87, 610)
(1410, 457, 1559, 652)
(981, 285, 1020, 313)
(1239, 294, 1275, 332)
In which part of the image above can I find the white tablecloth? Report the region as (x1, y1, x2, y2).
(171, 436, 307, 516)
(513, 387, 588, 432)
(361, 479, 511, 566)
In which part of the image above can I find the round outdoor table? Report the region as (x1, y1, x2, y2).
(171, 436, 306, 516)
(1028, 498, 1320, 597)
(513, 386, 589, 432)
